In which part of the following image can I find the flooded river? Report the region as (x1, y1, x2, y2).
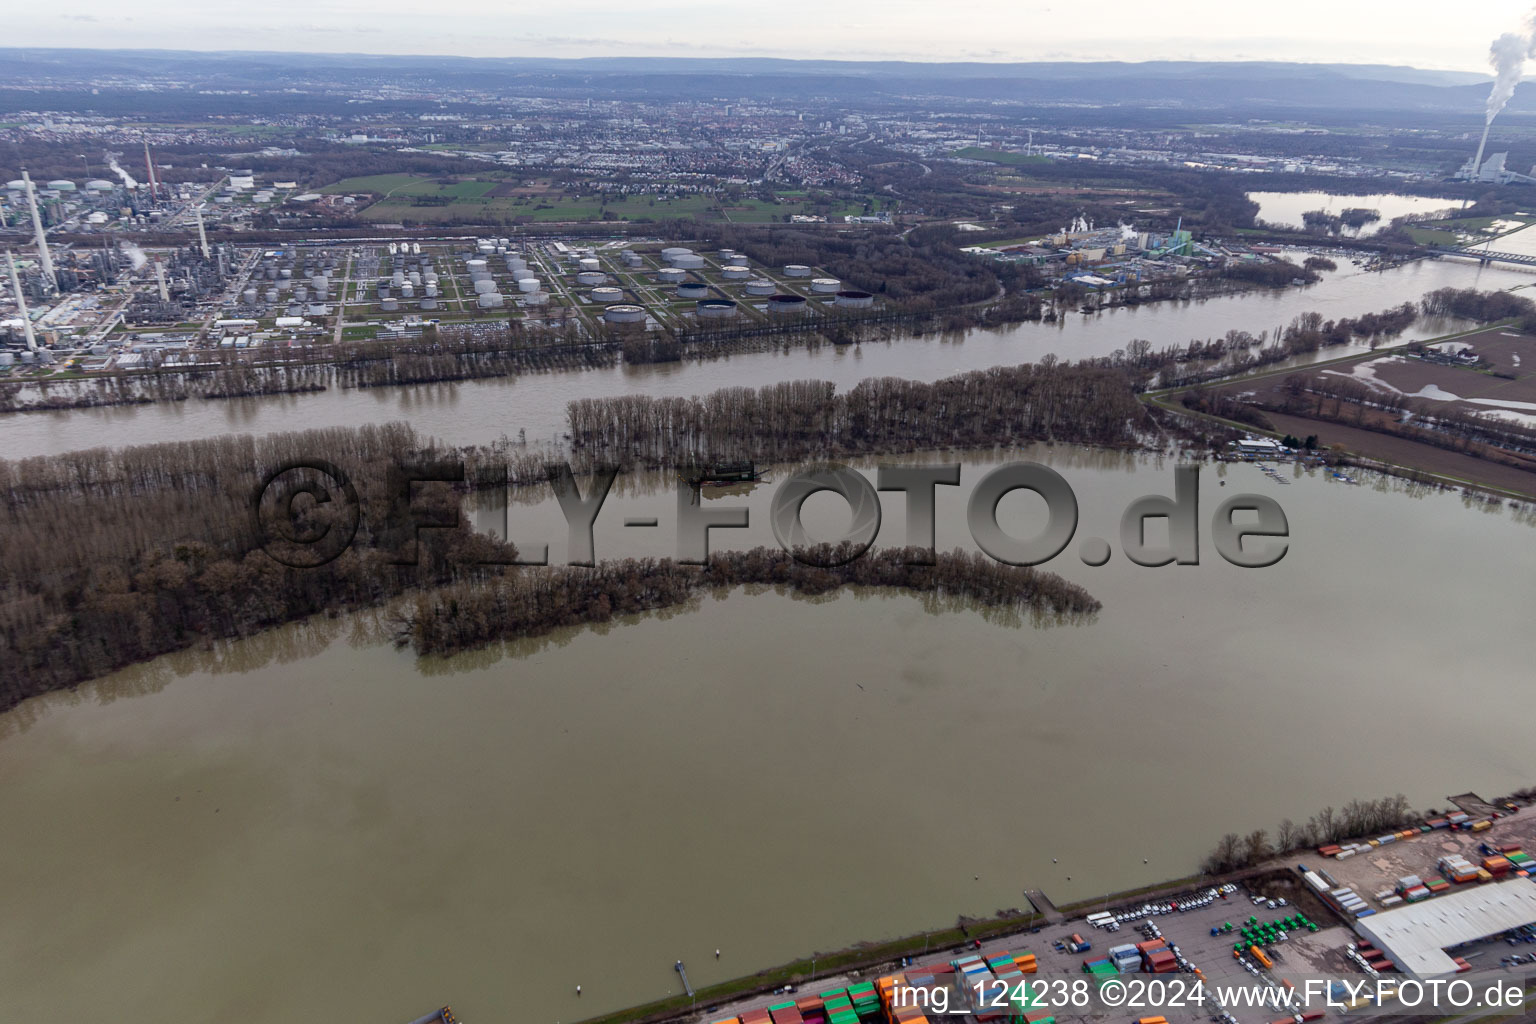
(4, 255, 1532, 460)
(2, 449, 1533, 1024)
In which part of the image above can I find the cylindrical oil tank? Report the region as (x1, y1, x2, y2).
(391, 271, 405, 286)
(579, 258, 601, 272)
(744, 279, 775, 296)
(280, 268, 293, 279)
(466, 258, 488, 273)
(767, 293, 808, 315)
(517, 277, 540, 293)
(696, 298, 738, 318)
(311, 275, 328, 289)
(835, 290, 874, 309)
(408, 271, 422, 286)
(513, 269, 536, 282)
(661, 247, 692, 258)
(420, 297, 438, 310)
(575, 271, 607, 286)
(720, 265, 751, 280)
(590, 286, 624, 303)
(669, 253, 705, 269)
(265, 288, 280, 302)
(425, 283, 439, 297)
(657, 267, 685, 283)
(784, 264, 812, 277)
(522, 291, 549, 305)
(474, 279, 497, 294)
(400, 284, 415, 298)
(604, 304, 645, 324)
(377, 286, 391, 299)
(718, 249, 736, 258)
(381, 298, 399, 312)
(677, 282, 709, 298)
(811, 278, 841, 293)
(241, 288, 258, 303)
(477, 292, 505, 308)
(727, 254, 749, 267)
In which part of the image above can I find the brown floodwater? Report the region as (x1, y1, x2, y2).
(2, 449, 1533, 1024)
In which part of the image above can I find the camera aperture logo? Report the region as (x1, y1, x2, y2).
(254, 460, 1290, 570)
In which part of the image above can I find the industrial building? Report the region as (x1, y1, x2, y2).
(1353, 880, 1536, 977)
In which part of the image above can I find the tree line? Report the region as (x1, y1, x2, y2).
(563, 362, 1149, 469)
(1203, 794, 1422, 874)
(393, 546, 1099, 657)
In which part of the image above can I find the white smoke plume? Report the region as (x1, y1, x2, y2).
(118, 241, 147, 270)
(1486, 11, 1536, 125)
(104, 151, 138, 189)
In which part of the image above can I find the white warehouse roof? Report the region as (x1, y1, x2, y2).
(1355, 879, 1536, 978)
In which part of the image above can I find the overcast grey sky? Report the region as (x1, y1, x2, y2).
(7, 0, 1526, 70)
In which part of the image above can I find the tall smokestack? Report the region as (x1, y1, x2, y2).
(1473, 122, 1493, 178)
(195, 204, 210, 259)
(5, 250, 40, 352)
(154, 260, 169, 302)
(143, 140, 159, 200)
(21, 170, 56, 293)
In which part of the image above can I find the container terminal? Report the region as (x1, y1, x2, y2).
(575, 794, 1536, 1024)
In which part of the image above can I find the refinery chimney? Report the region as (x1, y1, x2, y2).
(143, 140, 159, 200)
(5, 250, 41, 352)
(195, 204, 210, 259)
(154, 260, 169, 302)
(21, 171, 56, 292)
(1472, 123, 1493, 179)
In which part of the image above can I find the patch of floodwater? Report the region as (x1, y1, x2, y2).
(1407, 383, 1464, 401)
(1477, 408, 1536, 428)
(1320, 355, 1406, 394)
(1466, 397, 1536, 411)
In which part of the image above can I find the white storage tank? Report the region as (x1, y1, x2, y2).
(579, 258, 601, 272)
(744, 279, 776, 296)
(811, 278, 841, 294)
(477, 292, 505, 308)
(767, 293, 808, 315)
(669, 253, 705, 269)
(425, 283, 439, 298)
(517, 277, 541, 293)
(727, 255, 749, 267)
(784, 264, 812, 277)
(401, 283, 415, 298)
(381, 298, 399, 311)
(720, 265, 751, 280)
(420, 297, 438, 310)
(677, 282, 709, 299)
(522, 291, 549, 305)
(590, 286, 624, 304)
(696, 298, 738, 318)
(604, 304, 646, 324)
(834, 290, 874, 309)
(657, 267, 685, 283)
(466, 259, 488, 273)
(513, 269, 536, 282)
(474, 279, 497, 294)
(661, 247, 693, 258)
(575, 271, 607, 286)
